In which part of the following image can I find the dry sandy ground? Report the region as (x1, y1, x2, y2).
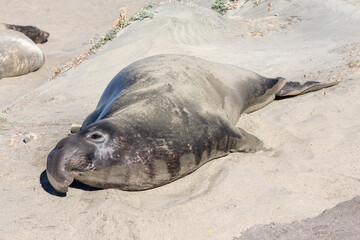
(0, 0, 161, 109)
(237, 196, 360, 239)
(0, 0, 360, 239)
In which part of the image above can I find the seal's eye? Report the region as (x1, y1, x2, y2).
(91, 133, 102, 139)
(88, 132, 105, 142)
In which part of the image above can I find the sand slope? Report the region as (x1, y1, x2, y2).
(0, 0, 160, 109)
(0, 0, 359, 239)
(237, 196, 360, 239)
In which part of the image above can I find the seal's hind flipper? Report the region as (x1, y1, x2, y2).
(276, 81, 338, 98)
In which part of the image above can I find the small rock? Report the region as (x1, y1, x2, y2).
(347, 60, 360, 68)
(23, 133, 37, 144)
(10, 137, 18, 146)
(70, 124, 81, 134)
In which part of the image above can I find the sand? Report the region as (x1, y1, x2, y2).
(237, 196, 360, 239)
(0, 0, 161, 109)
(0, 0, 359, 239)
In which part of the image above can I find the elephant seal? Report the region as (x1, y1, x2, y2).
(0, 29, 44, 79)
(1, 23, 49, 43)
(46, 54, 337, 193)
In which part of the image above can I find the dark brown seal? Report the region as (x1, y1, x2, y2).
(46, 54, 337, 193)
(2, 23, 49, 43)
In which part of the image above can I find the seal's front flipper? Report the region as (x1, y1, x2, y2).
(228, 127, 264, 153)
(276, 81, 338, 98)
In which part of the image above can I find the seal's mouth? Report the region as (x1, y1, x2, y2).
(39, 32, 50, 44)
(46, 169, 73, 193)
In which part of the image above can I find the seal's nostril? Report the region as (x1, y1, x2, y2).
(55, 143, 63, 150)
(55, 138, 68, 150)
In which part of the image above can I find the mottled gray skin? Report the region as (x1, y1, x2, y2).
(1, 23, 49, 44)
(0, 29, 44, 79)
(46, 54, 337, 193)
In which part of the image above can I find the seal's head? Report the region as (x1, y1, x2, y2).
(46, 121, 117, 193)
(5, 24, 49, 43)
(19, 25, 50, 44)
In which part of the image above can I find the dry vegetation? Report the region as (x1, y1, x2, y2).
(50, 3, 156, 80)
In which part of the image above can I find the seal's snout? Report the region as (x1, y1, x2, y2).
(44, 31, 50, 38)
(40, 31, 50, 43)
(46, 138, 75, 193)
